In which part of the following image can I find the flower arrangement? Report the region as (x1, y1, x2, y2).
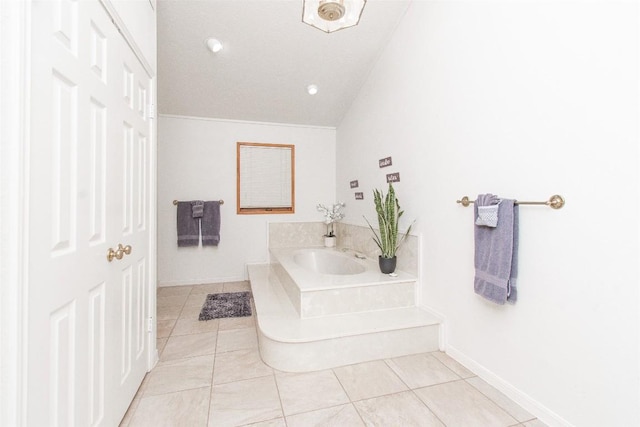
(316, 202, 345, 237)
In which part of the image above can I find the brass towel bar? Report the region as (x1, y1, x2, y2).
(456, 195, 565, 209)
(173, 199, 224, 205)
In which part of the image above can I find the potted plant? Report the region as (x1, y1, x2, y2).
(317, 202, 345, 248)
(364, 183, 413, 274)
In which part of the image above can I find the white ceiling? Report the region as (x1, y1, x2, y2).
(157, 0, 411, 127)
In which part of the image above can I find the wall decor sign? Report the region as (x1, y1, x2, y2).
(386, 172, 400, 183)
(350, 180, 359, 189)
(379, 157, 392, 168)
(355, 192, 364, 200)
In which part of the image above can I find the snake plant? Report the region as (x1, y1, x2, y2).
(364, 183, 413, 259)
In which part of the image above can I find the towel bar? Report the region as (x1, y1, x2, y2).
(173, 199, 224, 205)
(456, 195, 564, 209)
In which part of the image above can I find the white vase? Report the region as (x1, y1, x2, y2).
(324, 236, 336, 248)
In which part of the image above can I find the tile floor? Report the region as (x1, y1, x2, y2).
(120, 282, 547, 427)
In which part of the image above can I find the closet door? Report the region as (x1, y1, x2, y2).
(27, 0, 152, 425)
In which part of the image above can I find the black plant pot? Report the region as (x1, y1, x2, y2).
(378, 256, 397, 274)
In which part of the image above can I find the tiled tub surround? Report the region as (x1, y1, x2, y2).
(249, 222, 438, 372)
(268, 221, 419, 276)
(270, 247, 417, 318)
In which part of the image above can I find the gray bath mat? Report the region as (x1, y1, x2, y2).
(199, 292, 252, 321)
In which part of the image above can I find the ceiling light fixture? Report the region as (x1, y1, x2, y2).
(302, 0, 366, 33)
(205, 38, 223, 53)
(307, 84, 318, 95)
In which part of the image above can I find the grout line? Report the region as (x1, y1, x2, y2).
(206, 285, 222, 427)
(270, 367, 287, 424)
(408, 388, 449, 427)
(463, 377, 526, 425)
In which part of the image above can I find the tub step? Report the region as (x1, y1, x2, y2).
(248, 264, 441, 372)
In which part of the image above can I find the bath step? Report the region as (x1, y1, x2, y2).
(248, 264, 441, 373)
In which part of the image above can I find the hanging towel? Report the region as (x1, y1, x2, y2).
(201, 201, 221, 246)
(474, 194, 519, 304)
(177, 201, 200, 247)
(192, 200, 204, 218)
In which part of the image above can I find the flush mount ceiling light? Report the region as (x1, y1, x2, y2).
(307, 84, 318, 95)
(205, 38, 223, 53)
(302, 0, 366, 33)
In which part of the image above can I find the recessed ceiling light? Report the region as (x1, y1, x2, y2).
(205, 38, 223, 53)
(307, 84, 318, 95)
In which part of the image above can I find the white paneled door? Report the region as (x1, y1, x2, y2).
(28, 0, 152, 425)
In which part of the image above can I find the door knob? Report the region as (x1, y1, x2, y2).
(107, 246, 118, 262)
(107, 244, 132, 262)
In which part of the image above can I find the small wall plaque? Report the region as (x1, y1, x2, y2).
(386, 172, 400, 183)
(379, 157, 392, 168)
(350, 180, 359, 189)
(355, 192, 364, 200)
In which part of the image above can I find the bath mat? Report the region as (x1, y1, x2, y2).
(199, 292, 252, 321)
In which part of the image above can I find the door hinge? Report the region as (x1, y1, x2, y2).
(147, 103, 156, 120)
(147, 317, 153, 333)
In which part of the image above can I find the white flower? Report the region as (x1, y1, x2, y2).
(317, 202, 345, 237)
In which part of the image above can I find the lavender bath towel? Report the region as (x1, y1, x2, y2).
(474, 194, 519, 304)
(201, 201, 221, 246)
(192, 200, 204, 218)
(177, 201, 200, 247)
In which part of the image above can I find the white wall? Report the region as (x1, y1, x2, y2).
(158, 115, 336, 285)
(336, 2, 639, 426)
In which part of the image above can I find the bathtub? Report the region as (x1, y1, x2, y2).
(269, 247, 416, 318)
(293, 249, 366, 275)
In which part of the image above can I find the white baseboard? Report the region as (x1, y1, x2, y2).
(446, 345, 574, 427)
(158, 275, 246, 287)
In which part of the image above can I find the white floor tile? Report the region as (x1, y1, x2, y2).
(157, 286, 193, 297)
(333, 360, 408, 401)
(286, 404, 364, 427)
(414, 380, 518, 427)
(466, 376, 535, 422)
(431, 351, 475, 378)
(172, 318, 219, 336)
(161, 331, 217, 361)
(386, 352, 460, 389)
(276, 370, 349, 416)
(144, 355, 214, 396)
(190, 283, 226, 295)
(354, 391, 444, 427)
(128, 387, 209, 427)
(213, 348, 273, 384)
(209, 376, 283, 427)
(216, 327, 258, 353)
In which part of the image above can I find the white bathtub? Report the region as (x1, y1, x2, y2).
(293, 249, 366, 275)
(269, 247, 416, 318)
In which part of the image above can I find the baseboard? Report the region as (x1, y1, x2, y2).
(446, 345, 574, 427)
(158, 275, 246, 287)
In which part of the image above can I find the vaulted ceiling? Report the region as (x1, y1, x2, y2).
(157, 0, 410, 127)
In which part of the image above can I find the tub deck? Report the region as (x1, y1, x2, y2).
(249, 263, 441, 372)
(270, 247, 419, 318)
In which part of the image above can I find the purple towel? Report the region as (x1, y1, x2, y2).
(474, 194, 519, 304)
(192, 200, 204, 218)
(201, 201, 221, 246)
(177, 201, 200, 247)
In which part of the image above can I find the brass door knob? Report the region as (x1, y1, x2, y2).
(107, 247, 118, 262)
(107, 244, 132, 262)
